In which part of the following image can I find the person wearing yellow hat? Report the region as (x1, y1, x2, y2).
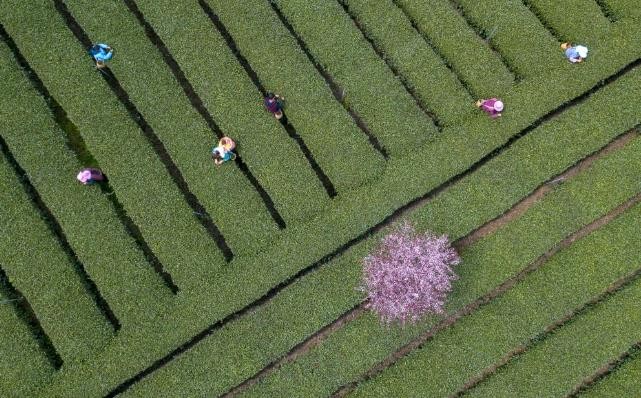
(475, 98, 504, 119)
(211, 136, 236, 166)
(561, 42, 588, 63)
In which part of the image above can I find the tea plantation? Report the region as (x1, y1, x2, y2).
(1, 0, 640, 397)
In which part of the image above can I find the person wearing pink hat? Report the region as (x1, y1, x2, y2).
(476, 98, 504, 119)
(76, 168, 105, 185)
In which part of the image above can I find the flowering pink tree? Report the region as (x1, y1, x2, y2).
(362, 222, 460, 325)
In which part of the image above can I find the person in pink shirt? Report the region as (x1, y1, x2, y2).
(476, 98, 504, 119)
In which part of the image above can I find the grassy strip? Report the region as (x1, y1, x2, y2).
(122, 97, 641, 396)
(395, 0, 515, 96)
(119, 0, 329, 227)
(198, 0, 387, 191)
(32, 19, 641, 398)
(522, 0, 611, 42)
(344, 0, 474, 126)
(268, 0, 437, 153)
(241, 134, 641, 397)
(61, 0, 285, 252)
(0, 39, 174, 326)
(0, 154, 112, 361)
(580, 347, 641, 397)
(0, 1, 227, 291)
(0, 285, 54, 397)
(601, 0, 641, 20)
(464, 264, 641, 398)
(455, 0, 563, 79)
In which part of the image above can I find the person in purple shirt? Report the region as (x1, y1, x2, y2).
(264, 92, 285, 120)
(76, 168, 105, 185)
(476, 98, 504, 119)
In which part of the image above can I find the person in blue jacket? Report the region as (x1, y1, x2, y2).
(89, 43, 113, 69)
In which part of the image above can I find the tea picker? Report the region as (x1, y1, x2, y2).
(89, 43, 113, 69)
(264, 92, 285, 120)
(561, 42, 588, 63)
(212, 136, 237, 166)
(77, 168, 105, 185)
(475, 98, 504, 119)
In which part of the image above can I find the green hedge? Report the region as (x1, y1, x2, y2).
(344, 0, 474, 126)
(63, 0, 289, 253)
(465, 269, 641, 398)
(10, 4, 641, 396)
(246, 137, 641, 398)
(268, 0, 437, 154)
(0, 155, 112, 362)
(523, 0, 611, 42)
(124, 241, 371, 397)
(0, 40, 174, 327)
(601, 0, 641, 20)
(396, 0, 515, 96)
(202, 0, 387, 192)
(119, 73, 641, 396)
(456, 0, 564, 79)
(1, 1, 228, 292)
(33, 17, 641, 396)
(121, 0, 330, 228)
(0, 291, 54, 397)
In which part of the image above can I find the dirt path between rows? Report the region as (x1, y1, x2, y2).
(453, 263, 641, 397)
(566, 339, 641, 397)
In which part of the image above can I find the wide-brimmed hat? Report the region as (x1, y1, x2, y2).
(576, 45, 588, 58)
(219, 137, 236, 151)
(494, 100, 504, 112)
